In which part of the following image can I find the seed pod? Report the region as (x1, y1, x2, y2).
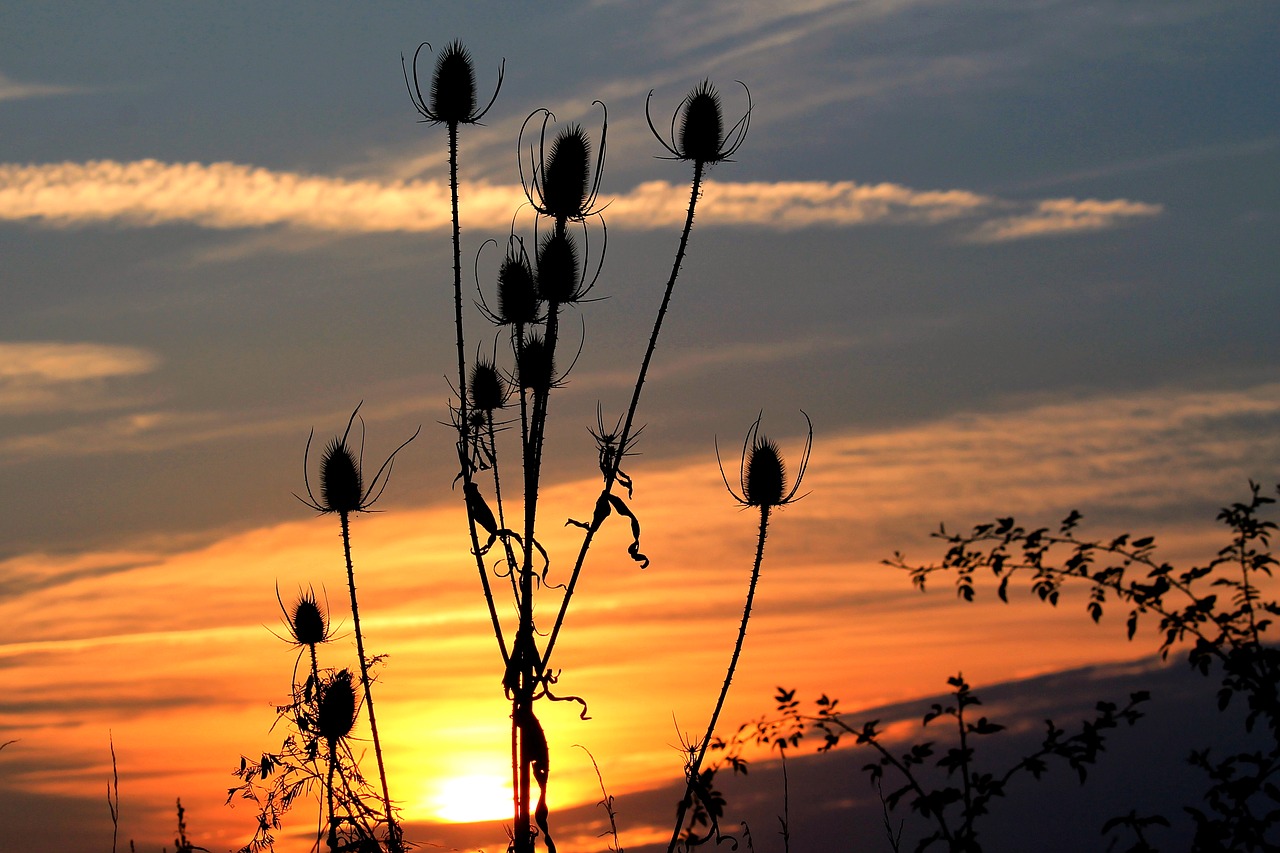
(679, 81, 725, 164)
(289, 590, 329, 647)
(541, 126, 591, 220)
(518, 334, 555, 392)
(321, 438, 363, 514)
(744, 438, 786, 508)
(496, 253, 539, 326)
(430, 40, 477, 125)
(469, 360, 508, 413)
(318, 670, 359, 745)
(536, 231, 581, 305)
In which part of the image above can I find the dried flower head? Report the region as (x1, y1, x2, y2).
(318, 669, 359, 745)
(518, 333, 555, 393)
(536, 231, 583, 304)
(520, 104, 607, 221)
(469, 359, 510, 413)
(719, 411, 812, 508)
(276, 585, 331, 648)
(496, 248, 540, 326)
(647, 80, 752, 165)
(298, 404, 419, 515)
(403, 40, 503, 126)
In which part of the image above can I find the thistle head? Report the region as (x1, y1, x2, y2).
(520, 103, 607, 221)
(404, 39, 503, 126)
(430, 40, 477, 125)
(536, 231, 582, 305)
(317, 669, 359, 746)
(495, 248, 539, 326)
(719, 411, 812, 509)
(320, 436, 363, 515)
(648, 80, 752, 166)
(286, 587, 330, 647)
(297, 404, 419, 515)
(518, 333, 555, 393)
(468, 359, 509, 413)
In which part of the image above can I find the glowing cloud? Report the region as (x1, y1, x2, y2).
(0, 341, 159, 414)
(969, 197, 1164, 242)
(0, 159, 1159, 241)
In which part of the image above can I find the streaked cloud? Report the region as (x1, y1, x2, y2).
(0, 159, 1159, 242)
(968, 197, 1164, 242)
(0, 72, 83, 102)
(0, 341, 159, 414)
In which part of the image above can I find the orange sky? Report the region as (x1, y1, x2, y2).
(4, 382, 1277, 850)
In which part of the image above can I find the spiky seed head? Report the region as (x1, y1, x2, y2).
(289, 590, 329, 647)
(744, 437, 786, 508)
(320, 438, 363, 514)
(679, 81, 725, 164)
(518, 334, 555, 392)
(496, 254, 539, 326)
(542, 125, 591, 219)
(469, 360, 508, 412)
(318, 670, 359, 745)
(430, 40, 477, 125)
(535, 232, 581, 305)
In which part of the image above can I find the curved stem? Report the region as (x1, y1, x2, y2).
(339, 512, 399, 851)
(668, 504, 770, 852)
(544, 160, 705, 671)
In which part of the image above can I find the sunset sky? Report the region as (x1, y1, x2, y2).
(2, 1, 1278, 850)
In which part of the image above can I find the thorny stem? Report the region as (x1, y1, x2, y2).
(668, 504, 770, 852)
(338, 512, 399, 851)
(326, 740, 338, 851)
(448, 118, 510, 667)
(544, 159, 706, 672)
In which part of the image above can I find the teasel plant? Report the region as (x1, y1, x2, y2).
(297, 404, 418, 852)
(230, 590, 386, 852)
(667, 412, 812, 851)
(409, 39, 774, 850)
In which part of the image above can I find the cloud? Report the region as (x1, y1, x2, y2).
(968, 197, 1164, 242)
(0, 341, 160, 414)
(0, 72, 83, 102)
(0, 159, 1159, 242)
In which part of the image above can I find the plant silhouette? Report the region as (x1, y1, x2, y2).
(229, 39, 813, 853)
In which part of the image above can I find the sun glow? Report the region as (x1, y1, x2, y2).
(426, 773, 514, 824)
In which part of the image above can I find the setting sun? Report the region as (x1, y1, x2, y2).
(426, 773, 514, 824)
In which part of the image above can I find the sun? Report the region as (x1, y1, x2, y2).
(427, 773, 513, 823)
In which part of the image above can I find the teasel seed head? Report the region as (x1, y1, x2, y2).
(680, 81, 725, 164)
(297, 403, 420, 515)
(404, 40, 503, 126)
(518, 333, 555, 393)
(320, 437, 363, 515)
(536, 231, 582, 305)
(719, 411, 813, 509)
(430, 40, 477, 125)
(648, 79, 752, 166)
(318, 669, 359, 745)
(290, 588, 330, 647)
(544, 126, 591, 219)
(469, 359, 509, 413)
(520, 103, 607, 221)
(496, 252, 539, 326)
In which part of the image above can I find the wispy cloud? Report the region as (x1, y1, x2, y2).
(0, 159, 1160, 242)
(0, 341, 159, 414)
(0, 72, 83, 103)
(968, 197, 1164, 242)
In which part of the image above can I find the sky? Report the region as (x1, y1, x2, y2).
(1, 0, 1278, 850)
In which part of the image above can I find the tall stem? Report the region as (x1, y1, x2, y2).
(339, 512, 399, 851)
(543, 160, 706, 670)
(668, 505, 770, 852)
(447, 119, 509, 666)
